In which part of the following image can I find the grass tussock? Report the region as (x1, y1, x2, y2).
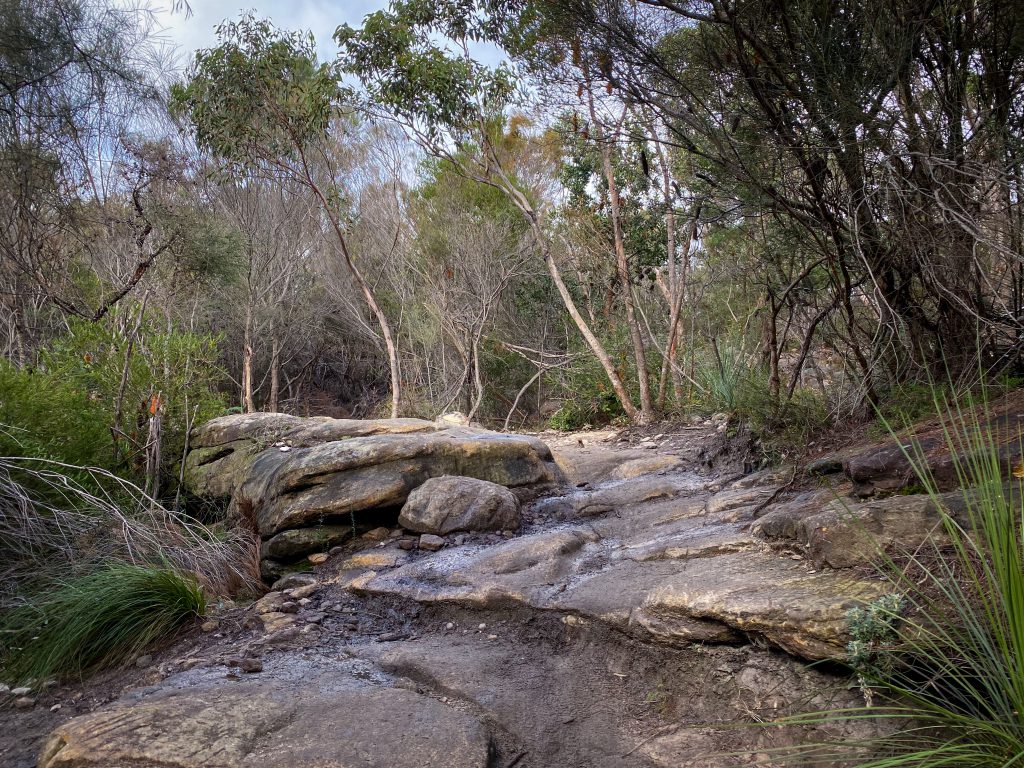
(0, 457, 261, 599)
(768, 386, 1024, 766)
(0, 561, 206, 685)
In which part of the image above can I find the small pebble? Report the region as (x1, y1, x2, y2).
(477, 623, 487, 630)
(487, 634, 498, 640)
(11, 686, 31, 696)
(445, 622, 455, 630)
(14, 697, 35, 710)
(278, 601, 299, 614)
(200, 620, 219, 633)
(307, 553, 328, 565)
(288, 584, 318, 600)
(49, 704, 62, 712)
(297, 597, 312, 607)
(135, 654, 153, 668)
(419, 534, 445, 552)
(240, 659, 263, 674)
(0, 684, 8, 695)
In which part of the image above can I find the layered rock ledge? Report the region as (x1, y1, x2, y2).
(184, 413, 561, 580)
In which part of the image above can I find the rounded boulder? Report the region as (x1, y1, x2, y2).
(399, 476, 520, 535)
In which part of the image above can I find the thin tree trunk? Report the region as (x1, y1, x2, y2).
(297, 152, 402, 418)
(467, 330, 486, 422)
(589, 92, 653, 422)
(268, 330, 281, 412)
(473, 135, 639, 422)
(661, 206, 700, 409)
(241, 302, 256, 413)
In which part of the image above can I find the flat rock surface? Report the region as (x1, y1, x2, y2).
(39, 675, 490, 768)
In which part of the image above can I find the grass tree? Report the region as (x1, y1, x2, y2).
(171, 16, 403, 418)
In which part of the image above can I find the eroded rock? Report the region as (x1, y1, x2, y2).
(399, 476, 521, 535)
(39, 679, 491, 768)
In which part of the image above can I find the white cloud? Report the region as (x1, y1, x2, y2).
(147, 0, 383, 62)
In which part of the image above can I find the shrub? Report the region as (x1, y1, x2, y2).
(0, 360, 114, 470)
(774, 386, 1024, 766)
(39, 311, 227, 493)
(0, 561, 206, 684)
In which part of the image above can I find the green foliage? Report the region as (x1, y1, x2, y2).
(336, 0, 518, 136)
(0, 561, 205, 684)
(846, 594, 905, 704)
(874, 382, 953, 432)
(170, 14, 339, 171)
(694, 344, 831, 452)
(0, 359, 113, 469)
(39, 310, 226, 488)
(777, 386, 1024, 766)
(548, 353, 627, 430)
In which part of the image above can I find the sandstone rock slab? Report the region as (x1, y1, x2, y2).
(233, 431, 558, 536)
(39, 678, 490, 768)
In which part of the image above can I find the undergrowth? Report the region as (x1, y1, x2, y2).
(0, 561, 206, 685)
(766, 385, 1024, 766)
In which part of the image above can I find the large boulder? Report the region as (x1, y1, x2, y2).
(398, 476, 521, 534)
(233, 431, 557, 537)
(184, 414, 561, 580)
(185, 413, 440, 499)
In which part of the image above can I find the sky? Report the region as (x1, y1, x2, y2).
(147, 1, 504, 68)
(148, 1, 387, 64)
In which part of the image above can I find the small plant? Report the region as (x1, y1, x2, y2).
(0, 561, 206, 684)
(845, 594, 905, 707)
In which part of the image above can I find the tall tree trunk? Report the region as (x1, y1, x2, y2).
(589, 92, 654, 422)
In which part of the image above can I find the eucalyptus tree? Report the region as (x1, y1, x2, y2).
(336, 1, 653, 422)
(171, 16, 404, 418)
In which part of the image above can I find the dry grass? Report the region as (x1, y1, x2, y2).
(0, 457, 262, 603)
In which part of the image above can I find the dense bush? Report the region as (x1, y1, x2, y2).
(0, 360, 114, 470)
(39, 312, 227, 492)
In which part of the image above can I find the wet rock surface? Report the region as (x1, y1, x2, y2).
(5, 421, 927, 768)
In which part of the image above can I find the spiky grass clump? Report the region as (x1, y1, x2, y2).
(776, 387, 1024, 766)
(0, 561, 206, 685)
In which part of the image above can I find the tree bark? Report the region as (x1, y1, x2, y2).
(241, 302, 256, 413)
(589, 93, 653, 422)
